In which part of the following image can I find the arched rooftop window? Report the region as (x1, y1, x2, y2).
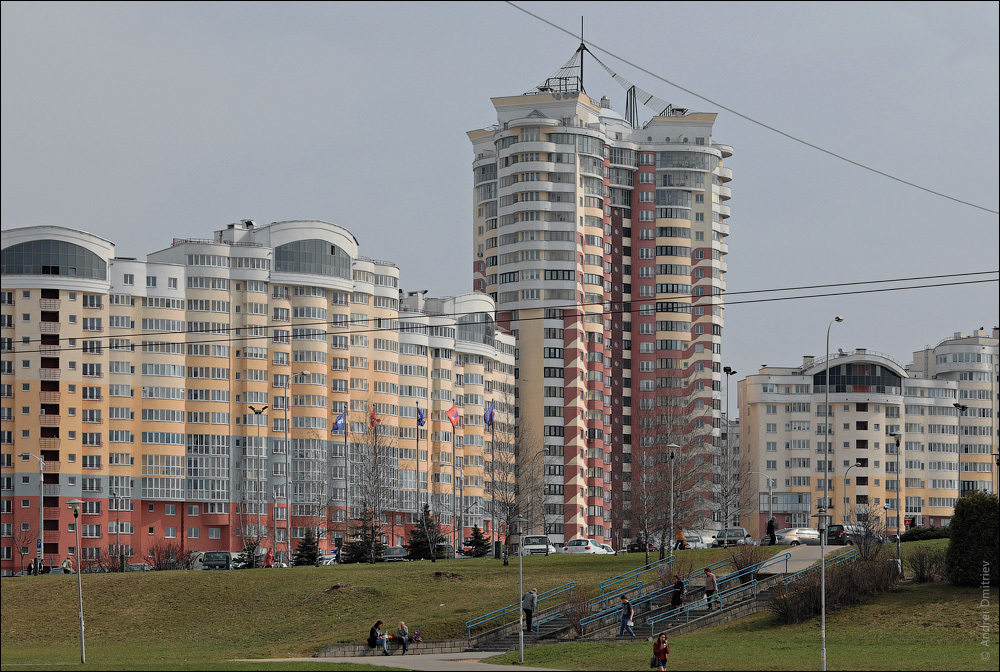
(1, 239, 107, 280)
(273, 239, 351, 279)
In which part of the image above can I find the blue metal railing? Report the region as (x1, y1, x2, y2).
(580, 578, 690, 634)
(647, 579, 760, 635)
(600, 554, 674, 595)
(716, 552, 792, 591)
(465, 582, 575, 639)
(781, 549, 858, 592)
(532, 580, 643, 635)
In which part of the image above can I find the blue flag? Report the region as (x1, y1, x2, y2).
(484, 402, 495, 427)
(332, 412, 346, 431)
(416, 407, 426, 427)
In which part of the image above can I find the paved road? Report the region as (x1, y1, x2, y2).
(234, 652, 563, 671)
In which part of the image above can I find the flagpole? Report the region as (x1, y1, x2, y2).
(491, 403, 496, 546)
(343, 393, 350, 561)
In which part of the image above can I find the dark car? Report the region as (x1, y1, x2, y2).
(383, 546, 410, 562)
(827, 524, 870, 545)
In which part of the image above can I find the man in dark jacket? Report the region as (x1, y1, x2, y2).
(767, 517, 777, 546)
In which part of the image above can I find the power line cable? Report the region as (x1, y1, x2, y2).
(504, 1, 1000, 216)
(7, 272, 996, 356)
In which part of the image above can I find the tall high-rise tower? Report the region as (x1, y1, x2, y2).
(469, 50, 734, 547)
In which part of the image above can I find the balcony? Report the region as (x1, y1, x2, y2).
(43, 506, 61, 519)
(43, 530, 61, 542)
(38, 414, 61, 427)
(39, 368, 61, 380)
(39, 299, 61, 310)
(39, 391, 61, 403)
(39, 323, 61, 334)
(41, 460, 61, 472)
(38, 344, 61, 354)
(43, 484, 61, 496)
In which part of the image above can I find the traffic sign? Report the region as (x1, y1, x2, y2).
(36, 538, 41, 550)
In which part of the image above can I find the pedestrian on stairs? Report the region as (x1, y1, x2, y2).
(521, 588, 538, 633)
(619, 594, 636, 637)
(703, 567, 721, 611)
(670, 574, 685, 609)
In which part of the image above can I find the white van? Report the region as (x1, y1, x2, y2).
(520, 535, 558, 556)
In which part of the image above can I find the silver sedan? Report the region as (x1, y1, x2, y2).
(775, 528, 822, 546)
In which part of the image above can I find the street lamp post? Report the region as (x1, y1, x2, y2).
(821, 315, 844, 672)
(844, 462, 863, 521)
(748, 471, 773, 539)
(514, 515, 528, 663)
(67, 499, 86, 664)
(890, 433, 904, 576)
(953, 403, 968, 503)
(722, 367, 737, 531)
(667, 444, 679, 550)
(18, 453, 43, 575)
(249, 404, 268, 567)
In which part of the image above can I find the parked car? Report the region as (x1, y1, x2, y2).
(81, 565, 110, 574)
(827, 524, 872, 546)
(201, 551, 233, 570)
(599, 543, 616, 555)
(126, 563, 154, 572)
(713, 528, 754, 547)
(520, 535, 558, 556)
(435, 544, 456, 559)
(626, 533, 661, 553)
(563, 538, 610, 554)
(775, 528, 822, 546)
(383, 546, 410, 562)
(684, 531, 714, 549)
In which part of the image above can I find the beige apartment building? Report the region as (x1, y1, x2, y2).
(0, 220, 514, 573)
(738, 329, 998, 537)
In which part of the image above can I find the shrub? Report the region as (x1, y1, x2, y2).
(900, 526, 949, 543)
(561, 592, 594, 636)
(946, 491, 999, 586)
(768, 556, 900, 624)
(727, 544, 769, 582)
(907, 546, 945, 583)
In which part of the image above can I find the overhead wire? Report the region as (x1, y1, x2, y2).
(504, 1, 1000, 216)
(6, 271, 997, 356)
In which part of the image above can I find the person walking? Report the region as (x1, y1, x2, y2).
(652, 633, 670, 670)
(767, 516, 777, 546)
(670, 574, 685, 609)
(618, 594, 636, 637)
(703, 567, 721, 611)
(673, 527, 686, 551)
(367, 620, 390, 655)
(396, 621, 410, 655)
(521, 588, 538, 633)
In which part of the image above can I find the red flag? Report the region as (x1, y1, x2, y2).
(446, 404, 460, 427)
(370, 407, 381, 428)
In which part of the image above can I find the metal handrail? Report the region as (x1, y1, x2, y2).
(581, 578, 690, 634)
(465, 582, 575, 639)
(532, 580, 643, 635)
(647, 579, 759, 634)
(716, 552, 792, 590)
(600, 554, 674, 594)
(781, 549, 858, 591)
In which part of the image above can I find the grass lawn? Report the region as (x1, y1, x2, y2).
(3, 540, 992, 671)
(0, 547, 737, 670)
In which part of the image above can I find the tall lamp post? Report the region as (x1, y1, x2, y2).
(844, 461, 863, 521)
(18, 452, 44, 575)
(820, 315, 844, 672)
(748, 471, 773, 539)
(67, 499, 86, 664)
(283, 371, 313, 566)
(667, 444, 679, 550)
(953, 403, 968, 503)
(722, 367, 737, 531)
(514, 515, 528, 663)
(889, 433, 904, 576)
(249, 404, 268, 566)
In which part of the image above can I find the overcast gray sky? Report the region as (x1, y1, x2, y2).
(3, 1, 998, 387)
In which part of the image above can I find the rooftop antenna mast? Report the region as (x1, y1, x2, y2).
(576, 16, 589, 93)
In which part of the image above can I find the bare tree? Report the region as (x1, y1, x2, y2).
(842, 502, 891, 561)
(235, 430, 269, 568)
(715, 415, 755, 532)
(12, 524, 35, 575)
(148, 539, 182, 570)
(352, 399, 397, 564)
(488, 390, 524, 565)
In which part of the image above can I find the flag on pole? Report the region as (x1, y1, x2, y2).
(332, 412, 346, 432)
(484, 401, 495, 427)
(446, 404, 460, 427)
(370, 406, 381, 428)
(416, 407, 426, 427)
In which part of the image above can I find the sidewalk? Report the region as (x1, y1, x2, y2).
(233, 651, 563, 671)
(758, 543, 848, 574)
